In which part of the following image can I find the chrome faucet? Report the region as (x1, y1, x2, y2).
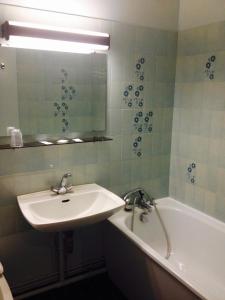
(51, 173, 73, 195)
(139, 198, 152, 212)
(123, 188, 154, 211)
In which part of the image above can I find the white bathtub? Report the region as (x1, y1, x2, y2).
(105, 197, 225, 300)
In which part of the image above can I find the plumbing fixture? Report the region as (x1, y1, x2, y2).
(123, 188, 171, 259)
(123, 188, 154, 211)
(0, 62, 5, 70)
(139, 211, 150, 223)
(51, 173, 73, 194)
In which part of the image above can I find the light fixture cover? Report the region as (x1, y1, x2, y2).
(0, 21, 110, 54)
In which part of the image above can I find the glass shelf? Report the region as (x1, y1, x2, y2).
(0, 135, 112, 150)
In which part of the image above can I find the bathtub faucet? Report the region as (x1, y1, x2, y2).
(140, 197, 152, 212)
(123, 188, 154, 211)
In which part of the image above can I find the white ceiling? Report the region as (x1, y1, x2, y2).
(3, 0, 223, 32)
(0, 0, 179, 30)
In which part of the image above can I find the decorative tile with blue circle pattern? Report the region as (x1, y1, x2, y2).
(133, 111, 153, 134)
(132, 136, 142, 157)
(53, 69, 77, 132)
(123, 57, 146, 108)
(121, 57, 152, 157)
(205, 55, 216, 80)
(135, 57, 145, 81)
(186, 162, 197, 184)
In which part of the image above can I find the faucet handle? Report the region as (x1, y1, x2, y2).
(51, 186, 59, 194)
(64, 173, 72, 178)
(51, 186, 67, 194)
(139, 189, 154, 206)
(66, 184, 73, 192)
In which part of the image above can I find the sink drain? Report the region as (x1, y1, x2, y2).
(62, 199, 70, 203)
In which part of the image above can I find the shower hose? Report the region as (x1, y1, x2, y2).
(131, 199, 171, 260)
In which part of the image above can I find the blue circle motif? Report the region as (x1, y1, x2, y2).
(209, 73, 214, 80)
(136, 63, 141, 70)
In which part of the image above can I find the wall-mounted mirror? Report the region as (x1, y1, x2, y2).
(0, 48, 107, 140)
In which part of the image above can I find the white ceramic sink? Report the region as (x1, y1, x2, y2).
(17, 184, 124, 232)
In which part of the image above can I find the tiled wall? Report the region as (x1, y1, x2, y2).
(0, 7, 177, 294)
(170, 20, 225, 222)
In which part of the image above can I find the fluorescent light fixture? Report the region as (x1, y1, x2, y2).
(72, 138, 83, 143)
(57, 139, 69, 144)
(40, 141, 53, 145)
(2, 36, 98, 54)
(0, 21, 110, 54)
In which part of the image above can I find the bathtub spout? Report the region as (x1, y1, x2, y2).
(123, 188, 154, 211)
(139, 199, 152, 212)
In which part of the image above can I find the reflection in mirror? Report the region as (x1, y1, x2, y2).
(0, 48, 107, 137)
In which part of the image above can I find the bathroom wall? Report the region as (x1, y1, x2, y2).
(170, 3, 225, 222)
(0, 3, 178, 294)
(179, 0, 225, 30)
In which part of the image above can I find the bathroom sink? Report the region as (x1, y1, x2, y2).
(17, 184, 124, 232)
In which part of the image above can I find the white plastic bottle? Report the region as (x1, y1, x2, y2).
(10, 129, 23, 148)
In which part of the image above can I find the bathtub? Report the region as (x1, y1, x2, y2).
(104, 197, 225, 300)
